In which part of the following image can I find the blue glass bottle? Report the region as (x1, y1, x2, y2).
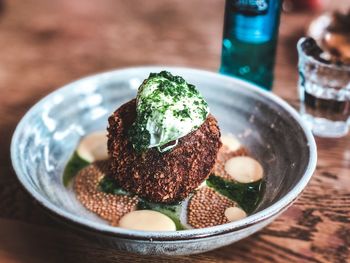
(220, 0, 282, 90)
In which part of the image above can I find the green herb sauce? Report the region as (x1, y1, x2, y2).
(98, 176, 129, 196)
(63, 151, 90, 186)
(137, 199, 184, 230)
(206, 174, 265, 214)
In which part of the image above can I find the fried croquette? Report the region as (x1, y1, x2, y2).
(107, 99, 221, 203)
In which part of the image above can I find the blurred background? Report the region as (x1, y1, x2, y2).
(0, 0, 348, 104)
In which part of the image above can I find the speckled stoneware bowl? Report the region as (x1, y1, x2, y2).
(11, 66, 317, 256)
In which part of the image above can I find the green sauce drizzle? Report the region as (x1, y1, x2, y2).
(206, 174, 265, 214)
(98, 176, 129, 196)
(137, 199, 184, 230)
(63, 151, 90, 186)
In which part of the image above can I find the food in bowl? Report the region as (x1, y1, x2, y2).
(64, 71, 265, 231)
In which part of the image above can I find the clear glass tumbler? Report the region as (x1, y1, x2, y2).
(297, 37, 350, 138)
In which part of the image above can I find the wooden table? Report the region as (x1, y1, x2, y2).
(0, 1, 349, 262)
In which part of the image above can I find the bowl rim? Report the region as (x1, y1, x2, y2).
(11, 66, 317, 241)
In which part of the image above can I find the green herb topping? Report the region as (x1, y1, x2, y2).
(129, 71, 209, 153)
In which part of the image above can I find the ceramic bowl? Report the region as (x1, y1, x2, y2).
(11, 66, 317, 255)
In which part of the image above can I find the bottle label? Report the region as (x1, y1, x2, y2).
(226, 0, 279, 43)
(231, 0, 269, 15)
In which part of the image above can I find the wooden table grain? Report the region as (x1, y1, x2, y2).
(0, 0, 349, 262)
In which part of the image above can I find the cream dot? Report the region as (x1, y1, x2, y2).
(221, 134, 241, 152)
(77, 131, 108, 162)
(118, 210, 176, 231)
(225, 207, 247, 222)
(224, 156, 263, 183)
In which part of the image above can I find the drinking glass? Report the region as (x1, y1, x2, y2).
(297, 37, 350, 138)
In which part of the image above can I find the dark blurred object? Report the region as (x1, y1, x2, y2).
(299, 37, 327, 62)
(0, 0, 4, 15)
(283, 0, 323, 12)
(308, 9, 350, 64)
(327, 9, 350, 32)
